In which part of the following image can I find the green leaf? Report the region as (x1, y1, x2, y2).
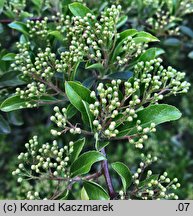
(0, 71, 25, 88)
(48, 31, 64, 41)
(82, 100, 94, 130)
(163, 38, 181, 46)
(65, 81, 93, 108)
(118, 29, 138, 44)
(116, 15, 128, 29)
(138, 48, 165, 62)
(0, 95, 57, 112)
(7, 111, 23, 126)
(65, 81, 94, 125)
(105, 71, 133, 80)
(165, 0, 177, 13)
(8, 22, 29, 35)
(188, 51, 193, 59)
(1, 53, 16, 61)
(70, 138, 85, 164)
(96, 141, 110, 151)
(112, 162, 132, 192)
(83, 77, 96, 89)
(133, 31, 159, 43)
(70, 151, 106, 177)
(180, 26, 193, 39)
(20, 34, 29, 44)
(32, 0, 42, 8)
(0, 114, 11, 134)
(117, 104, 182, 137)
(0, 0, 5, 14)
(69, 3, 92, 17)
(85, 63, 104, 70)
(112, 29, 138, 61)
(83, 181, 110, 200)
(139, 174, 159, 188)
(66, 104, 78, 119)
(61, 190, 69, 200)
(62, 0, 71, 6)
(81, 187, 89, 200)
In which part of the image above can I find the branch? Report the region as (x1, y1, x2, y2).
(101, 148, 116, 199)
(32, 74, 66, 97)
(0, 17, 56, 24)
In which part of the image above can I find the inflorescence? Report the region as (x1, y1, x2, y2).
(12, 136, 74, 184)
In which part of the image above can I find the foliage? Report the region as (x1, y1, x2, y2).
(0, 0, 192, 200)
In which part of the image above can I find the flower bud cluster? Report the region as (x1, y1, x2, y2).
(12, 43, 56, 81)
(129, 122, 156, 149)
(15, 82, 46, 100)
(52, 13, 70, 34)
(119, 190, 125, 200)
(27, 18, 49, 39)
(50, 106, 67, 129)
(134, 58, 190, 103)
(132, 154, 180, 200)
(147, 9, 180, 36)
(99, 5, 122, 41)
(179, 0, 193, 16)
(26, 191, 40, 200)
(50, 106, 82, 136)
(66, 13, 102, 63)
(12, 136, 74, 183)
(65, 5, 122, 69)
(89, 80, 123, 138)
(89, 79, 157, 140)
(4, 0, 26, 16)
(143, 0, 160, 6)
(116, 37, 148, 66)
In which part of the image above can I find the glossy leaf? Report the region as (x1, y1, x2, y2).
(69, 3, 92, 17)
(1, 53, 16, 61)
(83, 77, 96, 89)
(163, 38, 181, 46)
(7, 111, 23, 126)
(32, 0, 42, 8)
(112, 162, 132, 192)
(65, 81, 93, 107)
(82, 100, 94, 130)
(82, 181, 110, 200)
(48, 31, 64, 41)
(180, 26, 193, 39)
(65, 81, 94, 125)
(117, 104, 182, 137)
(0, 0, 5, 14)
(70, 151, 106, 177)
(0, 114, 11, 134)
(0, 71, 25, 88)
(139, 175, 159, 188)
(96, 141, 110, 151)
(138, 48, 165, 62)
(8, 22, 29, 35)
(117, 15, 128, 29)
(61, 190, 70, 200)
(70, 138, 85, 164)
(133, 31, 159, 43)
(117, 29, 138, 44)
(188, 51, 193, 59)
(66, 104, 78, 119)
(105, 71, 133, 80)
(86, 63, 104, 70)
(81, 187, 89, 200)
(0, 95, 57, 112)
(112, 29, 138, 60)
